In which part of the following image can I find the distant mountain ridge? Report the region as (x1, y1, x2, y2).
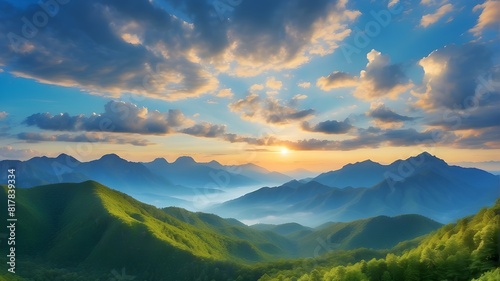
(0, 153, 291, 207)
(213, 152, 500, 225)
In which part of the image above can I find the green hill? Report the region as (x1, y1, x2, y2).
(0, 181, 293, 280)
(296, 214, 442, 255)
(259, 199, 500, 281)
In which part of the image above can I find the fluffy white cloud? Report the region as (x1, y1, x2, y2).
(217, 88, 234, 98)
(266, 77, 283, 90)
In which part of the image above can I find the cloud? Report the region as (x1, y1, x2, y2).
(470, 0, 500, 36)
(0, 112, 7, 120)
(0, 146, 41, 160)
(388, 0, 400, 8)
(456, 127, 500, 149)
(250, 84, 265, 91)
(416, 43, 496, 110)
(368, 104, 416, 123)
(220, 0, 360, 76)
(298, 82, 311, 88)
(292, 94, 308, 100)
(301, 119, 353, 134)
(229, 93, 314, 125)
(354, 50, 413, 100)
(17, 132, 152, 146)
(266, 77, 283, 90)
(427, 103, 500, 130)
(181, 123, 227, 138)
(276, 127, 453, 150)
(24, 101, 191, 134)
(317, 71, 358, 91)
(1, 0, 220, 101)
(217, 88, 234, 98)
(420, 4, 453, 27)
(179, 122, 274, 146)
(161, 117, 453, 151)
(0, 0, 359, 98)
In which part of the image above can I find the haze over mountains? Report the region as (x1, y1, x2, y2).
(1, 152, 499, 227)
(213, 152, 500, 226)
(0, 153, 291, 208)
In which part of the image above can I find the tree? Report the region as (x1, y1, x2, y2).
(381, 271, 392, 281)
(472, 224, 499, 273)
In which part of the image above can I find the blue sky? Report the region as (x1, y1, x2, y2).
(0, 0, 499, 172)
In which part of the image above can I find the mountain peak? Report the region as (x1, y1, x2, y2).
(151, 157, 169, 165)
(99, 153, 125, 162)
(343, 159, 380, 168)
(55, 153, 80, 163)
(174, 156, 196, 165)
(411, 152, 447, 165)
(281, 180, 302, 189)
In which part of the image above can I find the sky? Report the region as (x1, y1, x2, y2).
(0, 0, 499, 173)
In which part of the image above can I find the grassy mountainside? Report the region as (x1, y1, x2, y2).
(0, 181, 293, 280)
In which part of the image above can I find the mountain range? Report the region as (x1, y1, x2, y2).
(213, 152, 500, 225)
(0, 153, 291, 208)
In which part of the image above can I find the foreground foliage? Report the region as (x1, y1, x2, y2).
(259, 199, 500, 281)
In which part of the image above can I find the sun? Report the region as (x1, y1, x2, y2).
(280, 147, 289, 155)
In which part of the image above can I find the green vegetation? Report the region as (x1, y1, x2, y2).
(0, 181, 285, 280)
(295, 214, 442, 254)
(0, 181, 497, 280)
(258, 199, 500, 281)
